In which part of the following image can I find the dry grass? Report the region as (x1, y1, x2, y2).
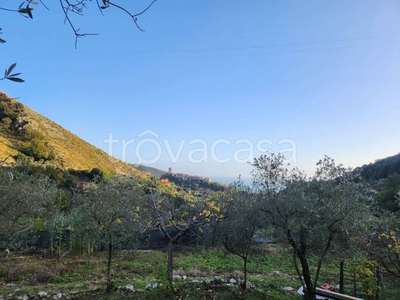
(0, 92, 141, 176)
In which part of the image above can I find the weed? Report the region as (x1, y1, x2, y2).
(0, 269, 7, 277)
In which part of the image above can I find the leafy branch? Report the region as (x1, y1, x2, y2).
(0, 63, 25, 83)
(0, 27, 6, 44)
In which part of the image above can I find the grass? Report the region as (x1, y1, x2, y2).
(0, 245, 398, 299)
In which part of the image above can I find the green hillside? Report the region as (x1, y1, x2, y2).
(0, 91, 140, 176)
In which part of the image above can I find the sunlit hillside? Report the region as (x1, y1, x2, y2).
(0, 90, 139, 176)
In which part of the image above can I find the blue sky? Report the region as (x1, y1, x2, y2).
(1, 0, 400, 183)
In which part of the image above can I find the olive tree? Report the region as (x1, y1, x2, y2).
(74, 175, 145, 293)
(366, 204, 400, 278)
(212, 182, 263, 290)
(145, 183, 220, 284)
(0, 168, 60, 239)
(252, 154, 372, 300)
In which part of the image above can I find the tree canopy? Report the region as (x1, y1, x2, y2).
(252, 154, 373, 300)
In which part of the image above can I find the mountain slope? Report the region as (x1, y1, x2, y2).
(135, 164, 167, 179)
(359, 153, 400, 182)
(0, 91, 139, 176)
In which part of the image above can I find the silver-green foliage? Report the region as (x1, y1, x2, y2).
(214, 181, 263, 290)
(0, 168, 60, 236)
(252, 153, 372, 299)
(73, 175, 145, 292)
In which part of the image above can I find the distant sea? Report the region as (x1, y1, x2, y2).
(210, 177, 253, 186)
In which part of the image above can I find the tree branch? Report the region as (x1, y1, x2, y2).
(108, 0, 157, 32)
(59, 0, 98, 48)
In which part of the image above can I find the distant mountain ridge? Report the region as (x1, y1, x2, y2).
(359, 153, 400, 181)
(0, 91, 139, 176)
(135, 164, 167, 179)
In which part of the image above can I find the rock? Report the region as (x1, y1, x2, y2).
(172, 274, 182, 280)
(283, 286, 294, 292)
(272, 271, 281, 276)
(38, 291, 48, 298)
(192, 280, 201, 283)
(204, 279, 211, 284)
(214, 276, 221, 282)
(182, 275, 187, 280)
(91, 280, 107, 286)
(125, 284, 134, 292)
(56, 293, 63, 299)
(246, 281, 255, 289)
(23, 295, 29, 300)
(229, 278, 237, 284)
(145, 283, 152, 290)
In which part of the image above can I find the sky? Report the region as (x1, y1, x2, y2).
(1, 0, 400, 183)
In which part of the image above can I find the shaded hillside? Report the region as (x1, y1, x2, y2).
(135, 164, 167, 179)
(357, 152, 400, 212)
(360, 153, 400, 181)
(0, 91, 139, 176)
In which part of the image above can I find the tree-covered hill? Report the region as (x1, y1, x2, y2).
(359, 153, 400, 182)
(0, 91, 139, 177)
(357, 153, 400, 211)
(135, 164, 167, 179)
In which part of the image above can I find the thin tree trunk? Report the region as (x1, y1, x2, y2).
(242, 256, 248, 290)
(106, 239, 113, 293)
(167, 240, 173, 284)
(297, 250, 316, 300)
(294, 249, 305, 290)
(313, 232, 334, 290)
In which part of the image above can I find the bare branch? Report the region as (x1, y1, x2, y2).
(108, 0, 157, 32)
(39, 0, 50, 11)
(59, 0, 98, 48)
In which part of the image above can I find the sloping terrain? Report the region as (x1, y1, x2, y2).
(0, 90, 139, 176)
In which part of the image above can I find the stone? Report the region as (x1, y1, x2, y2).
(172, 274, 182, 280)
(246, 282, 255, 289)
(38, 291, 48, 298)
(145, 283, 152, 290)
(272, 271, 281, 276)
(125, 284, 134, 292)
(229, 278, 237, 284)
(283, 286, 294, 292)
